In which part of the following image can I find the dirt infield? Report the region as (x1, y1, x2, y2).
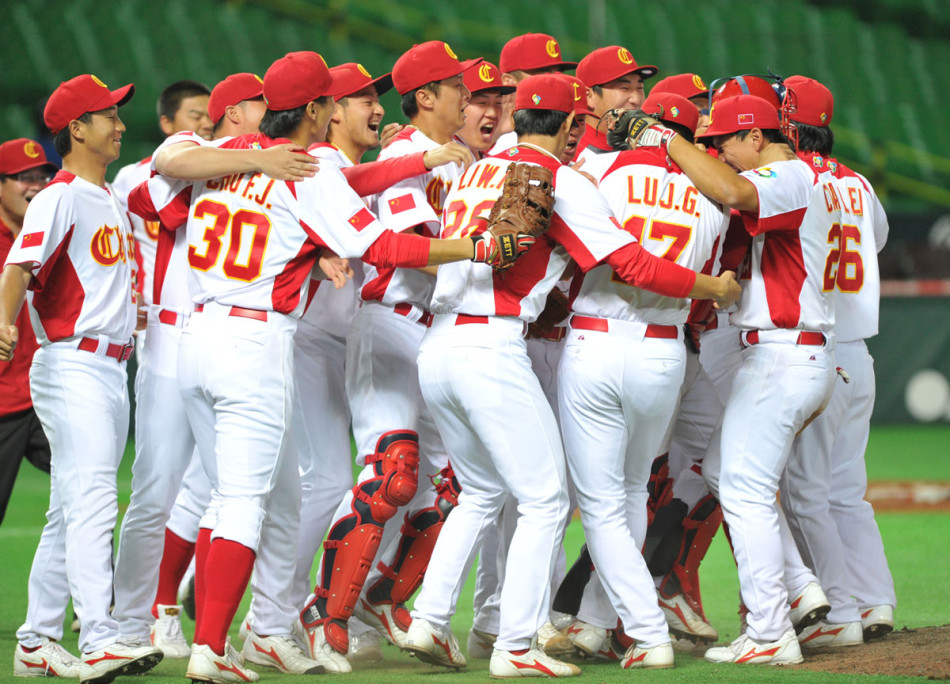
(793, 624, 950, 679)
(866, 481, 950, 512)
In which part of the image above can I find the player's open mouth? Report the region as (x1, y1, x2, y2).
(479, 122, 495, 139)
(368, 122, 379, 132)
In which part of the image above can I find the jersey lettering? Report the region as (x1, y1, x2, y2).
(441, 198, 495, 239)
(188, 199, 272, 282)
(823, 222, 864, 293)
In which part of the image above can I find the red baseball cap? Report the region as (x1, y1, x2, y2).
(711, 75, 781, 109)
(576, 46, 657, 88)
(499, 33, 576, 73)
(555, 74, 593, 116)
(514, 74, 575, 114)
(642, 92, 699, 134)
(208, 73, 264, 124)
(650, 73, 709, 102)
(462, 60, 515, 95)
(0, 138, 57, 176)
(328, 63, 393, 101)
(785, 75, 834, 127)
(392, 41, 472, 95)
(263, 52, 333, 111)
(43, 74, 134, 135)
(700, 94, 780, 140)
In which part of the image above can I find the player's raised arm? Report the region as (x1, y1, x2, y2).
(155, 137, 318, 182)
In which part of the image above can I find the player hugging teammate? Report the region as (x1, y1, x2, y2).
(2, 30, 894, 684)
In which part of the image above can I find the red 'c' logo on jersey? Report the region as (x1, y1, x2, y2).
(91, 225, 126, 266)
(425, 177, 450, 215)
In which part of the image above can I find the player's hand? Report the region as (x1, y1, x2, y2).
(0, 324, 19, 362)
(135, 292, 147, 331)
(713, 270, 741, 310)
(317, 251, 354, 289)
(424, 142, 475, 172)
(470, 231, 535, 270)
(257, 144, 319, 182)
(568, 158, 599, 187)
(380, 123, 412, 148)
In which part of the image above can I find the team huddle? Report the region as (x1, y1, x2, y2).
(0, 30, 895, 684)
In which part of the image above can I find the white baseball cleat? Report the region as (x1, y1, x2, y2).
(489, 647, 581, 678)
(302, 624, 352, 674)
(79, 638, 163, 683)
(346, 630, 383, 663)
(14, 638, 82, 678)
(798, 620, 864, 649)
(237, 615, 251, 642)
(242, 632, 325, 674)
(354, 599, 410, 649)
(537, 621, 572, 656)
(620, 642, 675, 669)
(186, 642, 259, 683)
(404, 618, 467, 670)
(704, 629, 803, 665)
(860, 604, 894, 641)
(659, 593, 719, 642)
(565, 621, 607, 658)
(150, 603, 191, 658)
(788, 582, 830, 632)
(466, 628, 496, 659)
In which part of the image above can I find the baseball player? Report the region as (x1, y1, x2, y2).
(0, 74, 166, 682)
(112, 80, 212, 321)
(455, 60, 513, 156)
(623, 93, 842, 664)
(149, 50, 522, 682)
(0, 139, 55, 527)
(299, 41, 476, 659)
(492, 33, 577, 154)
(779, 75, 895, 647)
(1, 139, 78, 679)
(574, 45, 657, 176)
(404, 74, 739, 677)
(649, 73, 712, 136)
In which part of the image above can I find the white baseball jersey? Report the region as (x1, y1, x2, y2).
(812, 154, 887, 342)
(430, 144, 696, 320)
(729, 159, 840, 333)
(574, 148, 729, 324)
(301, 142, 360, 336)
(362, 128, 462, 308)
(180, 134, 386, 315)
(575, 124, 619, 180)
(488, 130, 516, 156)
(5, 171, 136, 345)
(113, 157, 159, 304)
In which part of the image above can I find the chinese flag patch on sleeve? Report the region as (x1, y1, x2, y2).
(388, 194, 416, 214)
(348, 208, 375, 232)
(21, 232, 44, 247)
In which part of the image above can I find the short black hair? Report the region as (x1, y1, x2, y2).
(794, 122, 834, 156)
(734, 127, 792, 147)
(513, 109, 571, 137)
(664, 121, 695, 145)
(157, 80, 211, 122)
(53, 111, 93, 157)
(259, 97, 331, 139)
(400, 82, 440, 119)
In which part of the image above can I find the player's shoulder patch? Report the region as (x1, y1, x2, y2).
(752, 167, 776, 178)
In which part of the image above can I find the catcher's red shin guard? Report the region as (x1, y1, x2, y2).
(658, 494, 723, 614)
(366, 464, 461, 613)
(301, 430, 420, 653)
(647, 453, 674, 526)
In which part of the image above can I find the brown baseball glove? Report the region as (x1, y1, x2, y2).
(475, 162, 556, 270)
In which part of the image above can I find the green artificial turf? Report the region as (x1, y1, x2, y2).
(1, 426, 948, 682)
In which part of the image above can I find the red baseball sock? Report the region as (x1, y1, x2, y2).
(151, 529, 195, 618)
(193, 538, 255, 655)
(194, 527, 212, 627)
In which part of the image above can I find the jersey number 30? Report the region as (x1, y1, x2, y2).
(188, 199, 271, 282)
(823, 223, 864, 292)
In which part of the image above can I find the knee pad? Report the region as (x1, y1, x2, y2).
(366, 430, 420, 519)
(368, 464, 462, 606)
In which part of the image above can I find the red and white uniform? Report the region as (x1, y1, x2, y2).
(113, 157, 159, 304)
(782, 154, 895, 627)
(704, 158, 841, 643)
(412, 143, 698, 652)
(554, 148, 728, 645)
(7, 172, 136, 653)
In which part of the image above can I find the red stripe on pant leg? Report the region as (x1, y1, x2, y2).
(152, 529, 196, 618)
(193, 538, 255, 655)
(194, 527, 212, 628)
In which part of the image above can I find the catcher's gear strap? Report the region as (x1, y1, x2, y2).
(364, 430, 421, 519)
(368, 465, 461, 605)
(659, 494, 722, 601)
(552, 544, 594, 616)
